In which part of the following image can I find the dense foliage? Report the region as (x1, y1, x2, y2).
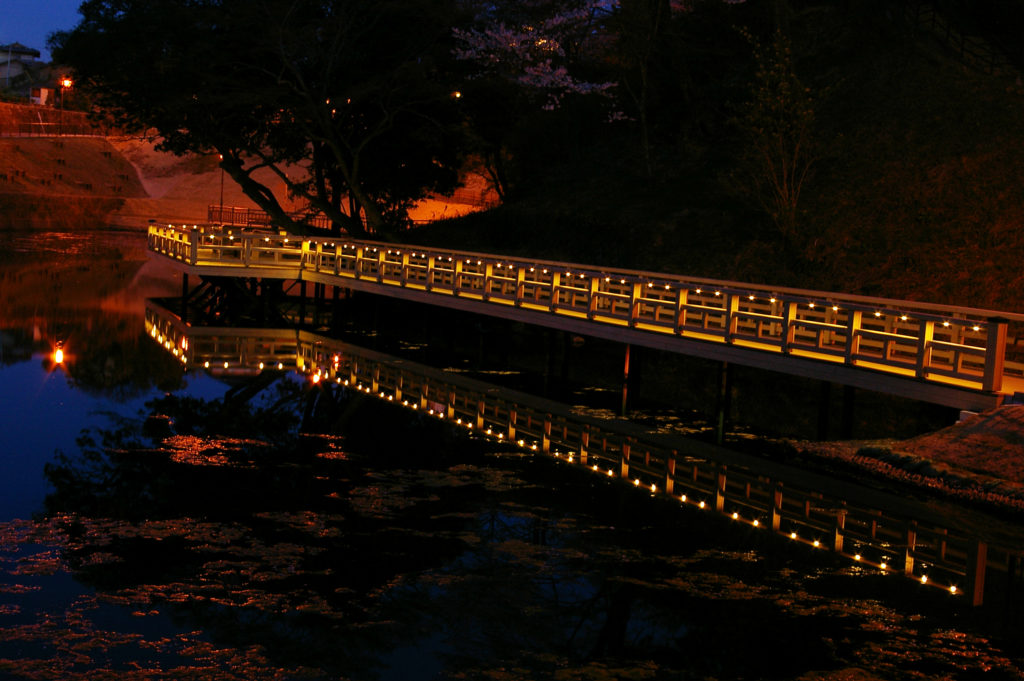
(52, 0, 1024, 306)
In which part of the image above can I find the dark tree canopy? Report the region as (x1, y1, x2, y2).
(53, 0, 469, 237)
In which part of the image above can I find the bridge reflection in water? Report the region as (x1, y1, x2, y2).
(145, 298, 1024, 607)
(147, 224, 1024, 412)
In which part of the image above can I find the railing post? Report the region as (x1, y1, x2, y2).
(588, 277, 601, 319)
(425, 255, 436, 292)
(579, 426, 589, 466)
(664, 449, 676, 496)
(770, 482, 783, 532)
(515, 267, 526, 306)
(715, 466, 727, 512)
(549, 272, 561, 312)
(833, 509, 846, 553)
(983, 318, 1007, 392)
(844, 309, 863, 365)
(401, 252, 410, 287)
(542, 414, 552, 453)
(781, 300, 797, 353)
(482, 263, 493, 301)
(189, 226, 198, 265)
(507, 407, 517, 442)
(675, 287, 689, 333)
(454, 259, 464, 296)
(726, 292, 740, 341)
(904, 523, 917, 576)
(620, 438, 631, 479)
(629, 281, 643, 327)
(915, 319, 934, 378)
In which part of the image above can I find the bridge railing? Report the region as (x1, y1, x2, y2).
(147, 223, 1024, 398)
(144, 300, 1018, 606)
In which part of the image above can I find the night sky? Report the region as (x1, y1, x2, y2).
(2, 0, 82, 61)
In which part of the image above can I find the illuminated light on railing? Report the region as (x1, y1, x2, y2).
(790, 532, 797, 539)
(204, 361, 210, 368)
(607, 469, 614, 477)
(832, 305, 839, 312)
(732, 512, 739, 520)
(223, 361, 229, 369)
(680, 494, 687, 502)
(714, 291, 721, 296)
(950, 585, 957, 594)
(650, 483, 656, 492)
(874, 311, 882, 317)
(648, 282, 654, 288)
(748, 295, 755, 301)
(604, 276, 610, 282)
(696, 288, 702, 294)
(336, 377, 342, 383)
(634, 478, 641, 487)
(900, 315, 908, 321)
(312, 373, 321, 384)
(543, 269, 549, 274)
(698, 500, 706, 508)
(921, 575, 928, 584)
(265, 237, 270, 242)
(808, 302, 815, 308)
(972, 325, 980, 332)
(770, 297, 777, 303)
(943, 321, 951, 327)
(752, 519, 759, 527)
(665, 284, 671, 290)
(854, 554, 861, 561)
(813, 539, 820, 547)
(879, 562, 888, 570)
(209, 235, 215, 240)
(277, 362, 284, 370)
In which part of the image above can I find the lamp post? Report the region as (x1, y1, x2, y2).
(59, 77, 72, 136)
(218, 154, 225, 223)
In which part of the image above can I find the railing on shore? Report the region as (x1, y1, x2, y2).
(147, 223, 1024, 409)
(145, 299, 1024, 606)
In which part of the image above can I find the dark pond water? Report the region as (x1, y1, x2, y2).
(1, 229, 1023, 680)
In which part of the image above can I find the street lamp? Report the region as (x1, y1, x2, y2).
(59, 77, 72, 136)
(218, 154, 225, 222)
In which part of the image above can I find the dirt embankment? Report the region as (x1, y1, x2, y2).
(794, 405, 1024, 516)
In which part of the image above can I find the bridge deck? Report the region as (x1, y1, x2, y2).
(147, 224, 1024, 411)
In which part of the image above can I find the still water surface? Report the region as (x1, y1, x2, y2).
(1, 229, 1023, 680)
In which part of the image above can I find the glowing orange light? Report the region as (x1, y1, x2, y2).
(54, 345, 64, 364)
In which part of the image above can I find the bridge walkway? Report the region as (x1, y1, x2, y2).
(147, 223, 1024, 412)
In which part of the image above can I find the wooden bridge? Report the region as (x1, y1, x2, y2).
(147, 223, 1024, 412)
(144, 298, 1024, 606)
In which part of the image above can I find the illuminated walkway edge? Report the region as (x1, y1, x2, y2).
(147, 224, 1024, 411)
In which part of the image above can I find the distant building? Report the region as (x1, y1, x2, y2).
(2, 42, 41, 85)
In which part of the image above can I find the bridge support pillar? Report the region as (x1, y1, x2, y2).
(181, 273, 189, 323)
(967, 541, 988, 607)
(715, 362, 732, 446)
(621, 344, 631, 417)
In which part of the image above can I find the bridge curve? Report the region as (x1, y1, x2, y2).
(147, 224, 1024, 411)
